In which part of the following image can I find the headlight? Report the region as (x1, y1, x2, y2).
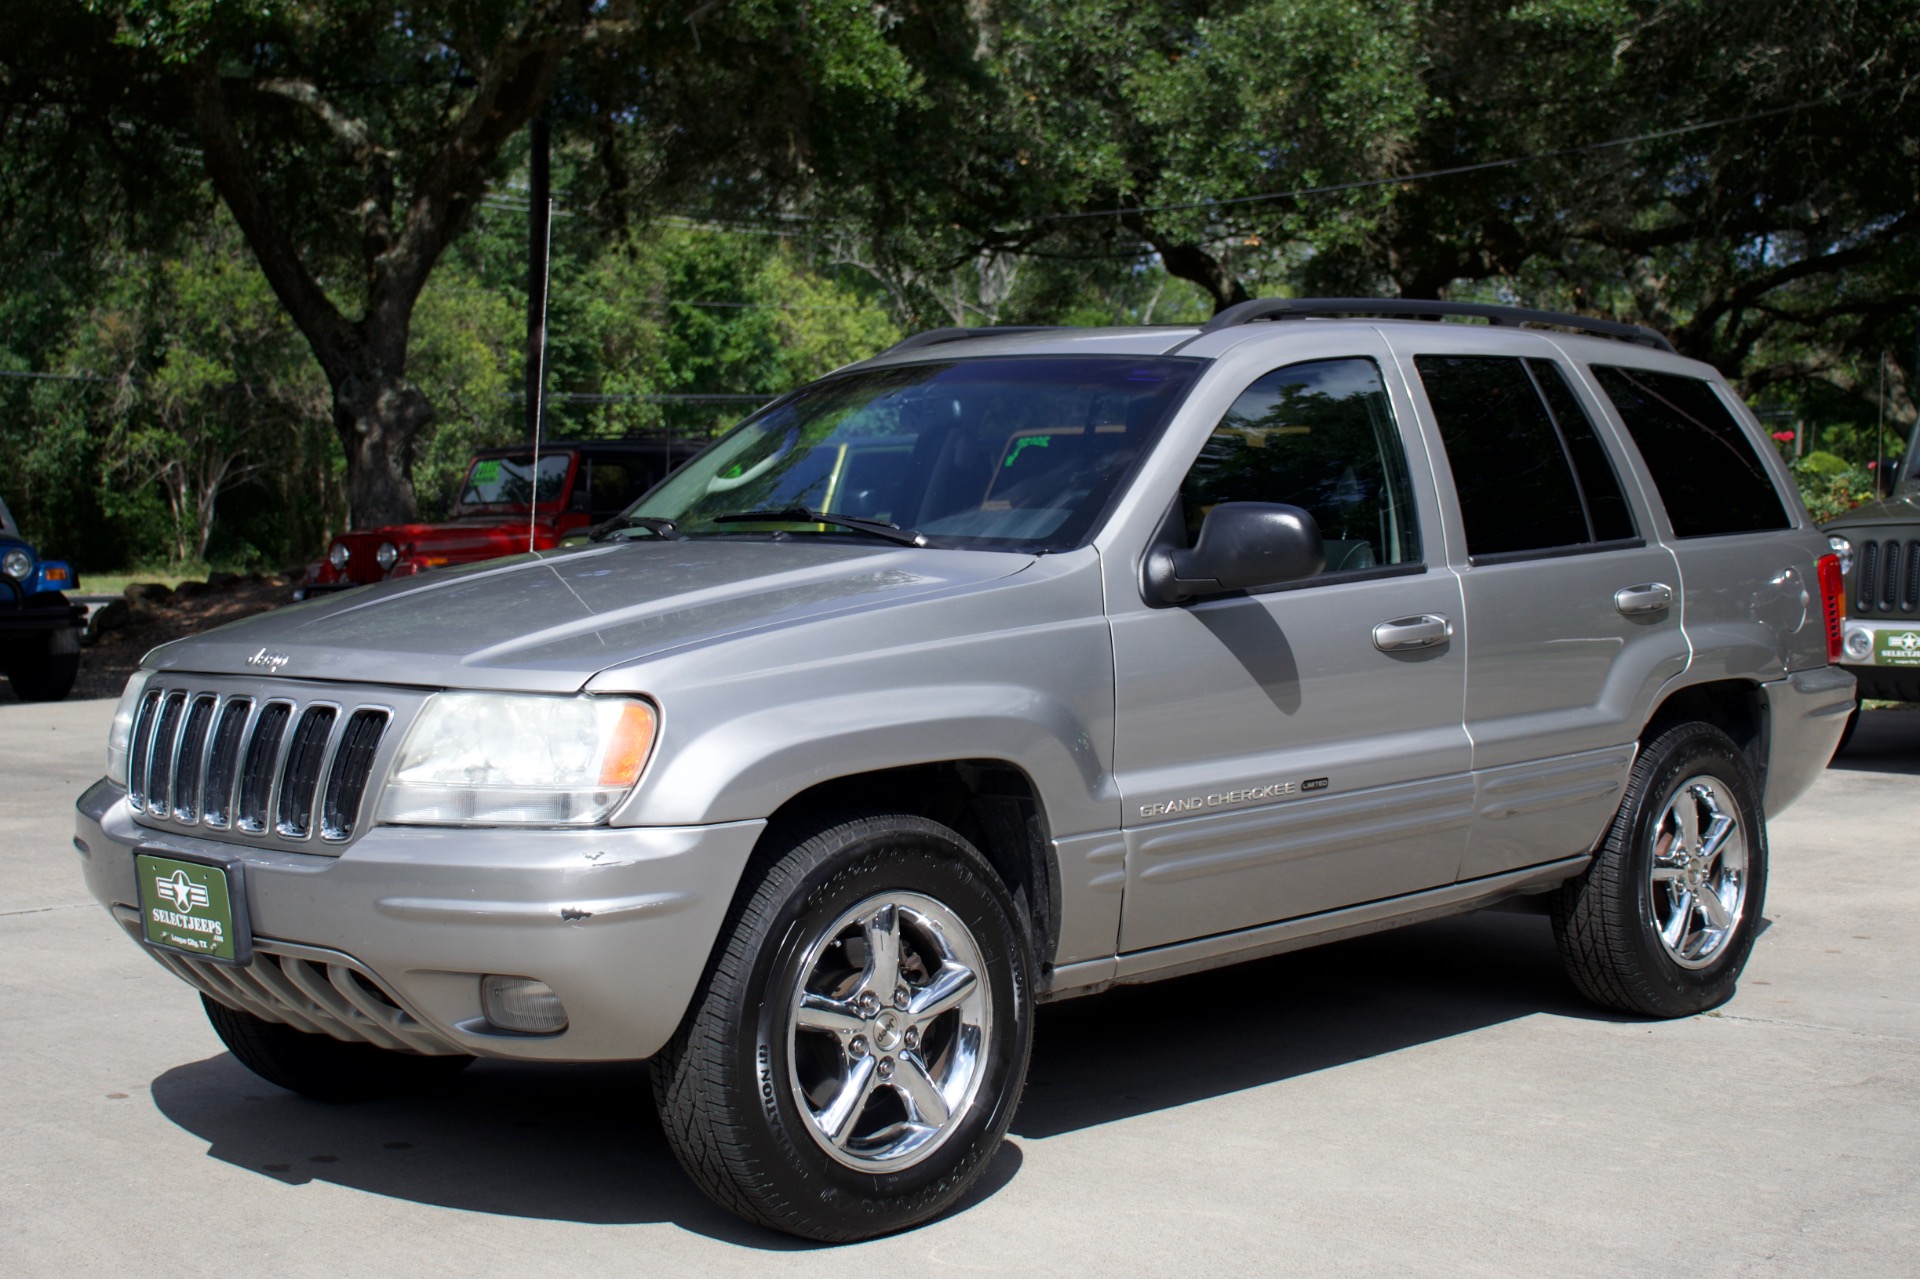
(375, 541, 399, 570)
(1827, 534, 1853, 577)
(107, 670, 155, 786)
(328, 542, 350, 571)
(379, 693, 658, 826)
(1, 548, 31, 580)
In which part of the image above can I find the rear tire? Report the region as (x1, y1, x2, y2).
(1550, 722, 1767, 1017)
(202, 994, 473, 1101)
(651, 812, 1033, 1241)
(5, 646, 78, 701)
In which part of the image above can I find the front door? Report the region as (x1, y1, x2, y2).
(1109, 346, 1473, 953)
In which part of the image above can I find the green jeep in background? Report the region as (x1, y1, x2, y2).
(1823, 416, 1920, 727)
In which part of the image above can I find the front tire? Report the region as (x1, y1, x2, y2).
(652, 812, 1033, 1242)
(1550, 722, 1768, 1017)
(202, 994, 473, 1101)
(5, 644, 78, 701)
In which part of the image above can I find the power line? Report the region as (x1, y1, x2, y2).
(1036, 85, 1899, 225)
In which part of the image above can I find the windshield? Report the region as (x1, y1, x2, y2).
(627, 356, 1202, 551)
(459, 454, 571, 509)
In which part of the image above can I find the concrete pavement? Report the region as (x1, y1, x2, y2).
(4, 698, 1915, 1276)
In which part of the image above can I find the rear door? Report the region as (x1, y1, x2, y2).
(1108, 337, 1474, 952)
(1395, 339, 1688, 880)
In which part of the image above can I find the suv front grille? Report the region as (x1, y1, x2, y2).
(1853, 537, 1920, 617)
(127, 683, 390, 847)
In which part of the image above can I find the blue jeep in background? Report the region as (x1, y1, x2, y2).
(0, 495, 85, 702)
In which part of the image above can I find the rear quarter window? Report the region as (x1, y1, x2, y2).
(1591, 366, 1791, 537)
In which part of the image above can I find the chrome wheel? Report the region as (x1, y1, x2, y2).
(1646, 774, 1748, 969)
(786, 891, 994, 1173)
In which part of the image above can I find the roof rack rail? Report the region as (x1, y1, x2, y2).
(877, 325, 1071, 357)
(1199, 297, 1674, 353)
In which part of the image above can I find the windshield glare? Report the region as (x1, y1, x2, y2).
(630, 356, 1202, 550)
(460, 454, 571, 509)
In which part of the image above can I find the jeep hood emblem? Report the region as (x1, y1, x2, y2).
(245, 647, 292, 672)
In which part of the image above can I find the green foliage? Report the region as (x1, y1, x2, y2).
(1791, 459, 1879, 524)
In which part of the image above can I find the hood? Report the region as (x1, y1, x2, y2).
(1823, 490, 1920, 532)
(146, 540, 1038, 692)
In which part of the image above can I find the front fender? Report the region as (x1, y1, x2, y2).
(612, 683, 1117, 837)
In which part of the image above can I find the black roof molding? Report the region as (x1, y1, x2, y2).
(1198, 297, 1675, 353)
(878, 326, 1071, 356)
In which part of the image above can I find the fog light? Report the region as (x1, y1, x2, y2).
(480, 975, 569, 1034)
(1844, 627, 1874, 661)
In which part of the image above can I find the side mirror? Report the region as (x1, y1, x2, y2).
(1144, 502, 1325, 604)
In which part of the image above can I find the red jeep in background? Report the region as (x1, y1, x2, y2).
(297, 439, 700, 598)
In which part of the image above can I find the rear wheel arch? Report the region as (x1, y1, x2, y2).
(1641, 679, 1769, 788)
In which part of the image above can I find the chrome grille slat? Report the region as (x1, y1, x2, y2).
(275, 705, 339, 839)
(172, 695, 218, 823)
(147, 692, 188, 815)
(125, 679, 399, 854)
(202, 697, 252, 829)
(321, 709, 389, 841)
(237, 701, 293, 834)
(128, 691, 163, 811)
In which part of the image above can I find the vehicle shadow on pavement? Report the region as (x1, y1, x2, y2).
(1827, 708, 1920, 776)
(147, 1043, 1022, 1246)
(146, 908, 1618, 1240)
(1016, 907, 1626, 1140)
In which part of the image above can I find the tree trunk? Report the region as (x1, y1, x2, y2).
(1154, 239, 1251, 314)
(333, 372, 433, 527)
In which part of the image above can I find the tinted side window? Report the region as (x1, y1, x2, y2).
(1415, 355, 1589, 557)
(1526, 359, 1637, 543)
(1592, 366, 1791, 536)
(1182, 358, 1420, 571)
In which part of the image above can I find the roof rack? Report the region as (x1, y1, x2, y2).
(1199, 297, 1674, 353)
(877, 325, 1071, 357)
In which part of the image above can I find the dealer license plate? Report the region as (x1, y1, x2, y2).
(1875, 629, 1920, 667)
(134, 852, 251, 965)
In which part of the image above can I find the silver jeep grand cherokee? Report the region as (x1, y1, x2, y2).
(76, 298, 1855, 1241)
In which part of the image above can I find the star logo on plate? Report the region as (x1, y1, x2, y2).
(155, 869, 210, 913)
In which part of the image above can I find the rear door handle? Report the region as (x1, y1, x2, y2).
(1614, 582, 1674, 616)
(1372, 614, 1453, 652)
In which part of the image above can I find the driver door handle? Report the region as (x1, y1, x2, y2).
(1372, 614, 1454, 652)
(1614, 582, 1674, 616)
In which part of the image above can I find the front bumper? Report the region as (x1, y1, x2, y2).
(76, 779, 764, 1061)
(1839, 618, 1920, 702)
(0, 596, 85, 635)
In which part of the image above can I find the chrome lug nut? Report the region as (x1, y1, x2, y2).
(877, 1057, 895, 1079)
(903, 1027, 920, 1050)
(893, 986, 910, 1009)
(858, 991, 881, 1017)
(849, 1036, 868, 1058)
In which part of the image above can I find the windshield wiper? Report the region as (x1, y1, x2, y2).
(591, 515, 683, 542)
(708, 507, 927, 547)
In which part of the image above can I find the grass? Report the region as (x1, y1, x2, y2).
(73, 572, 200, 596)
